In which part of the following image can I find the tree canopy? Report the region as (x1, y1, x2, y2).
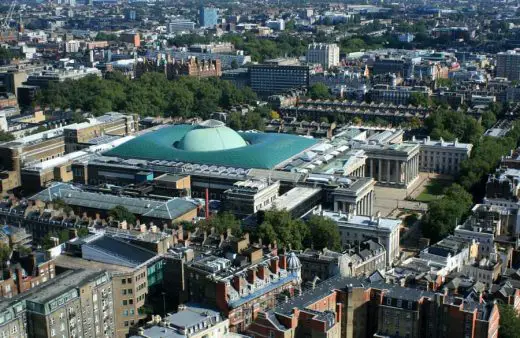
(308, 83, 331, 100)
(109, 205, 136, 225)
(421, 184, 473, 242)
(424, 108, 483, 144)
(307, 215, 341, 251)
(197, 212, 242, 237)
(0, 130, 14, 142)
(498, 304, 520, 338)
(36, 73, 257, 118)
(256, 210, 341, 251)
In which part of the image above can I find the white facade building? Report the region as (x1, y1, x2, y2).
(65, 40, 80, 54)
(168, 20, 196, 33)
(323, 211, 401, 265)
(419, 236, 473, 273)
(408, 136, 473, 175)
(266, 19, 285, 31)
(306, 43, 340, 69)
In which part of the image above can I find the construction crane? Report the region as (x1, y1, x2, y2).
(1, 1, 17, 32)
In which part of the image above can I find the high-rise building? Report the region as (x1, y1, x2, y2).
(249, 58, 311, 96)
(306, 43, 340, 69)
(199, 7, 218, 28)
(496, 50, 520, 81)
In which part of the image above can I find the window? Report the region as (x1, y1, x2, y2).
(122, 279, 126, 285)
(123, 300, 127, 306)
(386, 298, 392, 306)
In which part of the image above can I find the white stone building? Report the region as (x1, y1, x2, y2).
(408, 136, 473, 175)
(306, 43, 340, 69)
(322, 211, 401, 265)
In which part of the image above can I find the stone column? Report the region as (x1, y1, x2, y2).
(378, 159, 382, 181)
(415, 155, 419, 177)
(395, 160, 400, 184)
(334, 201, 339, 212)
(370, 159, 374, 178)
(386, 159, 391, 183)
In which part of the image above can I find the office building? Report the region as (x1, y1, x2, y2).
(0, 112, 136, 194)
(222, 179, 280, 217)
(23, 269, 114, 338)
(65, 40, 80, 53)
(119, 32, 140, 48)
(409, 136, 473, 175)
(199, 7, 218, 28)
(249, 58, 311, 96)
(25, 67, 101, 89)
(265, 19, 285, 31)
(496, 50, 520, 81)
(368, 85, 432, 105)
(306, 43, 340, 69)
(167, 20, 196, 33)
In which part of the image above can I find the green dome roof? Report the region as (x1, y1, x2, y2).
(175, 120, 248, 152)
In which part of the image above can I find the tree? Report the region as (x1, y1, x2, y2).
(421, 184, 473, 242)
(0, 242, 11, 263)
(58, 229, 70, 243)
(409, 92, 431, 107)
(256, 209, 310, 250)
(307, 215, 341, 251)
(109, 205, 136, 225)
(498, 304, 520, 338)
(77, 227, 90, 238)
(72, 111, 87, 123)
(198, 212, 242, 237)
(308, 83, 331, 100)
(0, 130, 14, 142)
(270, 111, 280, 120)
(480, 110, 497, 130)
(0, 47, 13, 64)
(53, 198, 72, 214)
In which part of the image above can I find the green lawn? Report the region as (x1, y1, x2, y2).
(415, 179, 453, 203)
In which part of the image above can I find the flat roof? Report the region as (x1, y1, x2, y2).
(323, 211, 401, 231)
(54, 254, 133, 273)
(272, 187, 321, 211)
(28, 269, 106, 305)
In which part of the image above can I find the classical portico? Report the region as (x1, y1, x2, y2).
(332, 177, 376, 216)
(364, 143, 420, 188)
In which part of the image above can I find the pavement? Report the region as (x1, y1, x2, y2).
(374, 173, 433, 217)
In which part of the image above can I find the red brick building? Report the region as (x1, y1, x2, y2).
(0, 253, 55, 298)
(247, 275, 500, 338)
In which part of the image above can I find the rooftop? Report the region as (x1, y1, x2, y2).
(27, 269, 107, 305)
(30, 183, 198, 221)
(322, 211, 401, 231)
(103, 123, 317, 169)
